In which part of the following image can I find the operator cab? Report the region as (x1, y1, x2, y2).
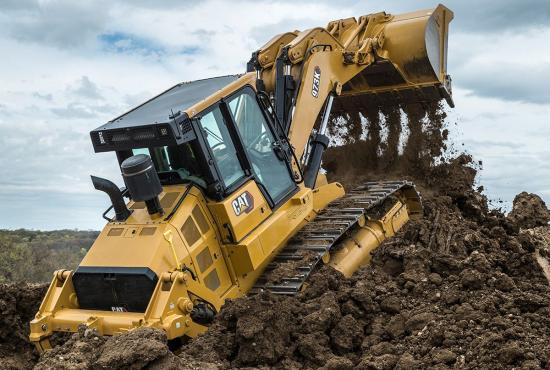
(90, 75, 297, 206)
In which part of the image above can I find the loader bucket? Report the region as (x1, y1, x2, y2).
(335, 4, 454, 112)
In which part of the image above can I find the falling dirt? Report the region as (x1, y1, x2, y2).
(2, 101, 550, 369)
(325, 101, 449, 183)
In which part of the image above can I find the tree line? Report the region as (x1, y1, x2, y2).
(0, 229, 99, 283)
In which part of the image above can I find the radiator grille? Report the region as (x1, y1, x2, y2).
(73, 267, 157, 312)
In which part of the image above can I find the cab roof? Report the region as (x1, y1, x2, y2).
(95, 75, 239, 131)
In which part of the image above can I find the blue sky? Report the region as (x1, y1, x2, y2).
(0, 0, 549, 230)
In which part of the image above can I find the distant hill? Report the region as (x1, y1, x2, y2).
(0, 229, 99, 283)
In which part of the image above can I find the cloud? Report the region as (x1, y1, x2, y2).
(444, 0, 550, 33)
(51, 102, 118, 119)
(249, 18, 313, 46)
(68, 76, 104, 100)
(450, 28, 550, 104)
(116, 0, 202, 9)
(282, 0, 550, 33)
(246, 0, 550, 33)
(51, 104, 97, 119)
(0, 1, 109, 48)
(0, 191, 111, 230)
(460, 66, 550, 104)
(0, 0, 39, 11)
(98, 32, 167, 57)
(465, 139, 523, 150)
(32, 92, 53, 101)
(447, 88, 550, 207)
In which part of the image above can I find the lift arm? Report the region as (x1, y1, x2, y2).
(248, 4, 454, 183)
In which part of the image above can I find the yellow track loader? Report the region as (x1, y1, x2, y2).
(30, 5, 453, 350)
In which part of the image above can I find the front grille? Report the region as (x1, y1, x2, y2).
(73, 267, 158, 312)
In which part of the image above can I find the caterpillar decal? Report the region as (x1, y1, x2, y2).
(232, 191, 254, 216)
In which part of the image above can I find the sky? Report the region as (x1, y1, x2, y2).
(0, 0, 549, 230)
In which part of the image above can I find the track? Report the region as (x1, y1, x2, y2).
(250, 180, 421, 295)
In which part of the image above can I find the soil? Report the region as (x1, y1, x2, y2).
(508, 193, 550, 229)
(1, 101, 550, 369)
(0, 283, 47, 370)
(173, 156, 550, 369)
(325, 102, 449, 183)
(34, 326, 187, 370)
(263, 251, 318, 285)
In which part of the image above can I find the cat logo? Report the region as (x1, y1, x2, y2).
(311, 66, 321, 98)
(232, 191, 254, 216)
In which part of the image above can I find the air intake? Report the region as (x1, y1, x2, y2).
(121, 154, 164, 216)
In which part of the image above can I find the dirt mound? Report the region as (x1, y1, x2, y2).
(508, 192, 550, 229)
(175, 159, 550, 369)
(35, 326, 187, 370)
(0, 283, 47, 370)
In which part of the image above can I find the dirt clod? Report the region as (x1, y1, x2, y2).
(35, 326, 184, 370)
(508, 192, 550, 229)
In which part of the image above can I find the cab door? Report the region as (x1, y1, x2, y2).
(226, 87, 297, 204)
(197, 88, 296, 243)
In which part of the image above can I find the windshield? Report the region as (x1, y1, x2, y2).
(132, 144, 206, 187)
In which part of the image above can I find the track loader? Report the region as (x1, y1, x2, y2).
(30, 5, 453, 350)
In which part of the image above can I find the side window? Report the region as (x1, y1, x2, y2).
(131, 145, 207, 187)
(228, 89, 295, 203)
(199, 106, 245, 189)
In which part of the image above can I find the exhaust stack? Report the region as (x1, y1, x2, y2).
(91, 175, 131, 221)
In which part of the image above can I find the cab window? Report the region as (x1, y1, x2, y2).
(199, 106, 246, 189)
(131, 143, 207, 188)
(227, 88, 296, 203)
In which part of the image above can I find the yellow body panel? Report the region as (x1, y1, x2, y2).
(311, 182, 345, 213)
(207, 180, 272, 243)
(230, 187, 313, 294)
